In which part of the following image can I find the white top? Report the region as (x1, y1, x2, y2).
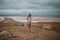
(27, 18, 31, 24)
(27, 18, 31, 21)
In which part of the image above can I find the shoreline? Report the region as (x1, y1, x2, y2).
(0, 16, 60, 22)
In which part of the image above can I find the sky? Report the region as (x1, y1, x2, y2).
(0, 0, 60, 17)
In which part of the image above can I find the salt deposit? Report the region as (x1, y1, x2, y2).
(0, 17, 5, 22)
(42, 24, 52, 30)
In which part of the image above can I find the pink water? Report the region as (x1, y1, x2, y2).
(8, 16, 60, 22)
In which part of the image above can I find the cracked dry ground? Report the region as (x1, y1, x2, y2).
(0, 18, 60, 40)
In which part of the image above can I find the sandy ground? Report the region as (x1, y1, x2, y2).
(0, 17, 60, 40)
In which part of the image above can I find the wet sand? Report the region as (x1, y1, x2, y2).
(0, 17, 60, 40)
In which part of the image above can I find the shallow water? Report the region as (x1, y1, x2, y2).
(5, 16, 60, 22)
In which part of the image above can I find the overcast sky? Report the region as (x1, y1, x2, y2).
(0, 0, 60, 17)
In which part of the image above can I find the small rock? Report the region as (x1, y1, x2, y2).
(42, 24, 52, 30)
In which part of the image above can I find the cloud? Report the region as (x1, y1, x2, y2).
(0, 0, 60, 9)
(46, 0, 60, 9)
(0, 0, 60, 17)
(0, 9, 60, 13)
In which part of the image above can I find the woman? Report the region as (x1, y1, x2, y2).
(26, 13, 32, 31)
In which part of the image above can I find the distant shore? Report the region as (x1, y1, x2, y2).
(0, 16, 60, 22)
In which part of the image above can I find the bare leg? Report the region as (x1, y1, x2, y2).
(28, 24, 31, 32)
(27, 24, 31, 32)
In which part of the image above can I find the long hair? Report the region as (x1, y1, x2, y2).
(28, 13, 31, 17)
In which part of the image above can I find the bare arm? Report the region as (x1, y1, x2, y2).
(30, 16, 32, 22)
(26, 16, 28, 20)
